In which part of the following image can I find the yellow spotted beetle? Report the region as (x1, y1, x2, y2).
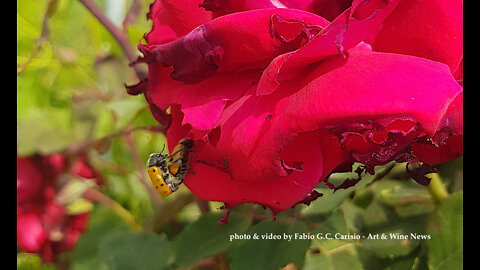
(147, 138, 194, 196)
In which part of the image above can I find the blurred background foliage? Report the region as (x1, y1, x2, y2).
(17, 0, 463, 269)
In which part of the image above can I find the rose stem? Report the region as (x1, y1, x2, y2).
(426, 172, 449, 203)
(77, 0, 147, 81)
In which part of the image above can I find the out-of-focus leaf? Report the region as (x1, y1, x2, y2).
(56, 178, 98, 206)
(303, 239, 363, 270)
(107, 96, 147, 131)
(379, 186, 434, 217)
(301, 164, 378, 218)
(436, 157, 463, 192)
(134, 129, 168, 164)
(174, 211, 252, 267)
(107, 137, 135, 170)
(105, 173, 154, 223)
(360, 215, 427, 259)
(98, 232, 172, 270)
(313, 201, 365, 238)
(305, 203, 365, 270)
(93, 103, 117, 138)
(17, 0, 47, 55)
(229, 220, 310, 270)
(17, 253, 56, 270)
(131, 108, 160, 128)
(65, 198, 95, 215)
(313, 208, 349, 237)
(17, 107, 90, 155)
(359, 179, 430, 259)
(426, 191, 463, 270)
(71, 205, 130, 270)
(359, 247, 419, 270)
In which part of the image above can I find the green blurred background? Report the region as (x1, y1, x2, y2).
(17, 0, 463, 269)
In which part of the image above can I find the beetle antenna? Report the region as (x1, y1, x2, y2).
(168, 148, 184, 158)
(161, 144, 166, 154)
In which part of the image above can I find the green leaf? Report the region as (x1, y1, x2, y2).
(17, 253, 56, 270)
(358, 179, 431, 259)
(65, 198, 94, 215)
(98, 232, 172, 270)
(301, 164, 377, 218)
(360, 202, 428, 259)
(313, 202, 365, 238)
(378, 182, 434, 217)
(230, 220, 311, 270)
(304, 239, 363, 270)
(360, 217, 426, 259)
(71, 205, 130, 270)
(56, 178, 98, 206)
(304, 203, 366, 270)
(358, 247, 419, 270)
(93, 104, 116, 138)
(105, 174, 154, 223)
(107, 96, 147, 131)
(174, 211, 252, 267)
(426, 191, 463, 270)
(17, 107, 89, 155)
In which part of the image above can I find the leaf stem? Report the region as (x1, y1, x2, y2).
(77, 0, 147, 81)
(83, 188, 142, 231)
(122, 128, 163, 207)
(145, 193, 194, 232)
(426, 173, 449, 203)
(213, 253, 230, 270)
(194, 195, 211, 214)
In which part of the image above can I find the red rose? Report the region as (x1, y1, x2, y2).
(371, 0, 463, 81)
(17, 154, 99, 262)
(128, 0, 463, 216)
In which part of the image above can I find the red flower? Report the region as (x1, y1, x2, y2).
(128, 0, 463, 215)
(17, 154, 99, 263)
(371, 0, 463, 81)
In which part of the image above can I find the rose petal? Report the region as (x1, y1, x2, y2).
(142, 9, 331, 130)
(141, 0, 462, 214)
(181, 99, 227, 130)
(199, 50, 462, 183)
(258, 0, 400, 95)
(142, 9, 329, 84)
(305, 0, 353, 21)
(200, 0, 284, 18)
(147, 0, 211, 40)
(411, 135, 463, 165)
(147, 63, 259, 130)
(371, 0, 463, 73)
(200, 0, 353, 21)
(453, 57, 463, 85)
(184, 130, 344, 213)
